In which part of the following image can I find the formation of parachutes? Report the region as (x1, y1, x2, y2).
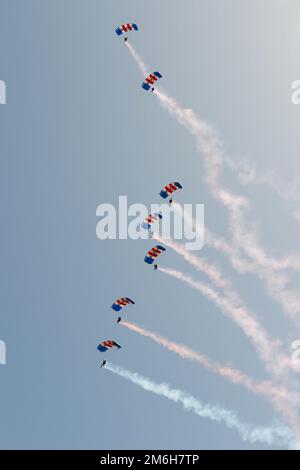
(98, 24, 183, 359)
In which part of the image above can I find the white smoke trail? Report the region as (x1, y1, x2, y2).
(153, 229, 300, 375)
(159, 266, 295, 377)
(172, 203, 300, 318)
(152, 232, 298, 354)
(126, 42, 148, 76)
(172, 202, 257, 274)
(156, 90, 300, 319)
(125, 42, 300, 319)
(106, 363, 299, 449)
(123, 39, 300, 439)
(155, 89, 300, 273)
(225, 156, 300, 207)
(205, 226, 257, 274)
(121, 320, 295, 403)
(152, 232, 236, 297)
(121, 320, 300, 436)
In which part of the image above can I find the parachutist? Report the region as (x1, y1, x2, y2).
(151, 87, 155, 92)
(117, 317, 121, 324)
(154, 264, 158, 271)
(124, 37, 128, 42)
(100, 360, 106, 368)
(169, 198, 173, 204)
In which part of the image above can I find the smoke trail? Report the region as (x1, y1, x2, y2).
(125, 42, 300, 319)
(121, 320, 300, 436)
(205, 226, 257, 274)
(228, 206, 300, 318)
(172, 203, 300, 318)
(121, 320, 294, 403)
(172, 202, 256, 274)
(153, 230, 271, 321)
(225, 156, 300, 220)
(124, 40, 300, 436)
(152, 232, 236, 297)
(106, 363, 299, 449)
(159, 266, 295, 377)
(126, 42, 300, 266)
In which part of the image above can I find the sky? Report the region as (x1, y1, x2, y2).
(1, 0, 300, 450)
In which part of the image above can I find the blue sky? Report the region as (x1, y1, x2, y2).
(1, 0, 300, 449)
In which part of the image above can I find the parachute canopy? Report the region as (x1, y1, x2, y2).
(160, 182, 183, 199)
(111, 297, 135, 312)
(115, 23, 138, 36)
(142, 212, 163, 230)
(142, 72, 162, 91)
(97, 340, 122, 353)
(144, 245, 166, 264)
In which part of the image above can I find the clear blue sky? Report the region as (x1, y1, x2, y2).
(0, 0, 300, 449)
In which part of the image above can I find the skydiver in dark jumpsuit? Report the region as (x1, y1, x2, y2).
(101, 360, 106, 368)
(117, 317, 121, 324)
(154, 264, 158, 271)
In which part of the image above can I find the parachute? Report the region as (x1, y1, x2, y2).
(142, 212, 163, 230)
(142, 72, 162, 91)
(97, 340, 122, 353)
(115, 23, 138, 36)
(111, 297, 135, 312)
(144, 245, 166, 264)
(160, 182, 183, 199)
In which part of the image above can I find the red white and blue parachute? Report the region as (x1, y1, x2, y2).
(142, 72, 162, 91)
(115, 23, 138, 36)
(97, 340, 122, 353)
(144, 245, 166, 264)
(111, 297, 135, 312)
(160, 182, 183, 199)
(142, 212, 163, 230)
